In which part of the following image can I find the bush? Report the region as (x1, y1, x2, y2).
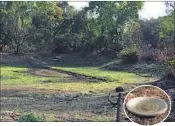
(120, 45, 139, 64)
(141, 55, 156, 62)
(17, 113, 46, 122)
(168, 59, 175, 76)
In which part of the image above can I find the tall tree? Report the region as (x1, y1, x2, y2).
(80, 1, 143, 54)
(0, 1, 34, 53)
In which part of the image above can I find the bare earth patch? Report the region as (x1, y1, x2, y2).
(30, 69, 70, 77)
(0, 88, 116, 122)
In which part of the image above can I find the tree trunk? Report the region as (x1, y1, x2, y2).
(14, 39, 21, 54)
(16, 44, 20, 54)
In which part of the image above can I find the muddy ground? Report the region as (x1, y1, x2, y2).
(1, 88, 120, 122)
(0, 53, 118, 121)
(1, 53, 175, 122)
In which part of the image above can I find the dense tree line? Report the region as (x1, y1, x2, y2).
(0, 1, 142, 53)
(0, 1, 174, 63)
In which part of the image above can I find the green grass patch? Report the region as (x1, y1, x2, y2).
(34, 82, 123, 93)
(1, 66, 69, 85)
(1, 65, 157, 93)
(1, 66, 122, 92)
(52, 66, 156, 84)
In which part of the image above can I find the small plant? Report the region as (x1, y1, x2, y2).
(17, 113, 46, 122)
(168, 60, 175, 67)
(120, 45, 139, 64)
(168, 59, 175, 77)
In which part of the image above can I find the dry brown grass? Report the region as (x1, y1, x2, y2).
(140, 44, 175, 62)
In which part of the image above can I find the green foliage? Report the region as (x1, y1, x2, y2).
(168, 60, 175, 66)
(0, 1, 144, 54)
(53, 33, 81, 53)
(17, 113, 46, 122)
(120, 45, 139, 64)
(0, 1, 63, 53)
(123, 20, 141, 48)
(168, 59, 175, 72)
(159, 15, 174, 47)
(1, 1, 173, 65)
(82, 1, 143, 54)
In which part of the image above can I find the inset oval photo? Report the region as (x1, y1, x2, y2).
(124, 85, 171, 125)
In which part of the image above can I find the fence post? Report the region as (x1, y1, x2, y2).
(116, 92, 123, 122)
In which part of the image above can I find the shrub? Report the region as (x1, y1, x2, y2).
(141, 56, 156, 62)
(168, 59, 175, 76)
(17, 113, 46, 122)
(120, 45, 139, 64)
(139, 44, 157, 62)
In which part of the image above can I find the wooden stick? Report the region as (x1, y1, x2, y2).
(116, 92, 123, 122)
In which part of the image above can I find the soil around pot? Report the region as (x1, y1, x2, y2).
(124, 85, 171, 125)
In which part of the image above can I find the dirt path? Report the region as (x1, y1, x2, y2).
(1, 88, 118, 122)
